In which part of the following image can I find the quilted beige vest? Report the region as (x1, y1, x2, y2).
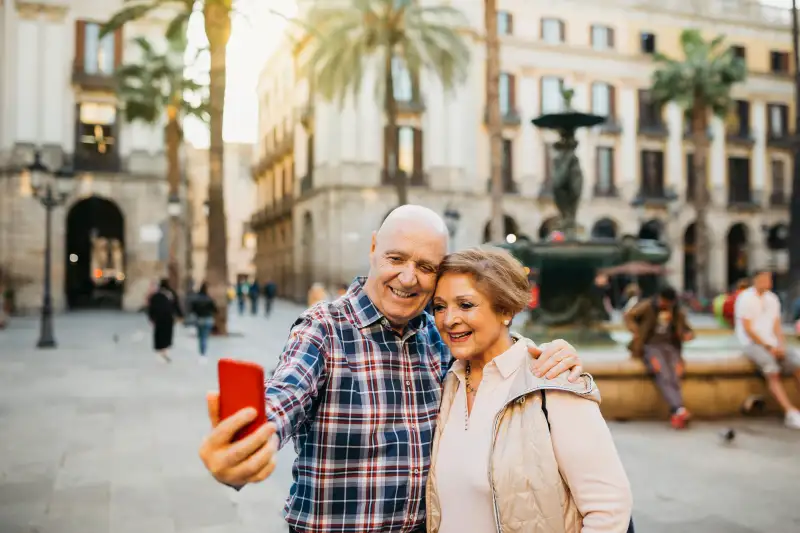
(425, 341, 601, 533)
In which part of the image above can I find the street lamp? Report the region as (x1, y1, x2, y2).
(23, 151, 75, 348)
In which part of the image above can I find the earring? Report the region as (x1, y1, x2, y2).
(503, 319, 510, 326)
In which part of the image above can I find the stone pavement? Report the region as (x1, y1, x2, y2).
(0, 301, 799, 533)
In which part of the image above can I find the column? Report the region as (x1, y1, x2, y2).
(519, 76, 537, 195)
(665, 103, 683, 195)
(709, 116, 726, 205)
(619, 87, 637, 192)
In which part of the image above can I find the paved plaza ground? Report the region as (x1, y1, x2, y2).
(1, 301, 799, 533)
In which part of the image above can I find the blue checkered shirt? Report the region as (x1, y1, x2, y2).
(265, 277, 449, 533)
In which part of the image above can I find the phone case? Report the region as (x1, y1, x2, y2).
(217, 358, 267, 441)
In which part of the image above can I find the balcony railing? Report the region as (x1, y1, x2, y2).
(73, 152, 121, 173)
(597, 117, 622, 134)
(396, 97, 426, 114)
(637, 119, 668, 137)
(728, 186, 759, 208)
(483, 107, 522, 126)
(71, 66, 116, 92)
(767, 131, 794, 149)
(726, 127, 755, 145)
(769, 190, 787, 206)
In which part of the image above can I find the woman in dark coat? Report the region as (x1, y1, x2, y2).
(147, 279, 183, 362)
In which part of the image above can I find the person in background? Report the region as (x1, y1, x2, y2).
(722, 278, 750, 328)
(625, 286, 695, 429)
(191, 282, 217, 362)
(235, 279, 248, 316)
(264, 280, 278, 316)
(306, 282, 328, 307)
(735, 268, 800, 429)
(147, 278, 183, 363)
(249, 279, 261, 315)
(427, 247, 632, 533)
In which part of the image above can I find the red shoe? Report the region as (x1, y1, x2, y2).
(671, 408, 691, 429)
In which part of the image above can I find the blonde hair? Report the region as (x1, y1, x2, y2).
(438, 246, 530, 315)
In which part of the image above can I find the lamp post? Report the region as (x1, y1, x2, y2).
(25, 151, 75, 348)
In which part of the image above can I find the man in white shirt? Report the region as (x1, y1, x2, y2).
(734, 268, 800, 429)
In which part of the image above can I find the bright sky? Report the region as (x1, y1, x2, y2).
(184, 0, 298, 148)
(183, 0, 795, 148)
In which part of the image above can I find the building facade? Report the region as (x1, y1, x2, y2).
(251, 0, 794, 301)
(186, 142, 256, 288)
(0, 0, 176, 313)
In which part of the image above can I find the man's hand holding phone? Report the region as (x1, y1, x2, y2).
(199, 391, 279, 486)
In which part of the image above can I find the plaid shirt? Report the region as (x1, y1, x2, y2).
(266, 277, 449, 533)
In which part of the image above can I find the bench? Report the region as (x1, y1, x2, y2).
(586, 356, 800, 420)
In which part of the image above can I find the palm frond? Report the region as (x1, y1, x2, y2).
(100, 1, 158, 38)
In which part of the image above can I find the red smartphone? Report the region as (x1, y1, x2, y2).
(217, 358, 267, 441)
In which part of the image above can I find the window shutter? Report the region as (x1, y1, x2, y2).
(608, 27, 615, 48)
(114, 27, 123, 68)
(413, 128, 423, 178)
(507, 139, 514, 183)
(609, 85, 616, 117)
(594, 147, 600, 190)
(508, 14, 514, 35)
(75, 20, 86, 71)
(509, 73, 516, 110)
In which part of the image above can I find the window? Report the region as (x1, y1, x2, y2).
(771, 159, 786, 204)
(76, 21, 119, 76)
(498, 73, 515, 114)
(728, 157, 751, 204)
(637, 89, 663, 129)
(596, 147, 614, 195)
(640, 150, 664, 198)
(75, 102, 119, 172)
(497, 11, 513, 35)
(726, 100, 750, 137)
(731, 45, 746, 61)
(640, 32, 656, 54)
(686, 154, 696, 201)
(385, 126, 423, 181)
(502, 138, 514, 191)
(392, 56, 413, 101)
(768, 103, 789, 138)
(541, 18, 564, 44)
(770, 51, 790, 74)
(541, 77, 564, 114)
(591, 82, 614, 117)
(591, 25, 614, 50)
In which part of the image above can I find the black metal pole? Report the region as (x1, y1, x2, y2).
(789, 0, 800, 310)
(37, 185, 56, 349)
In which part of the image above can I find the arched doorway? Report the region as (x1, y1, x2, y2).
(65, 196, 125, 309)
(483, 215, 520, 243)
(727, 223, 749, 289)
(683, 223, 696, 293)
(538, 216, 559, 240)
(301, 212, 314, 298)
(638, 219, 662, 241)
(590, 218, 618, 240)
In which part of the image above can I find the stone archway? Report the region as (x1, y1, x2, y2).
(727, 223, 749, 289)
(590, 218, 618, 240)
(301, 212, 314, 298)
(683, 223, 696, 293)
(65, 195, 125, 309)
(538, 216, 559, 240)
(638, 219, 662, 241)
(483, 215, 520, 243)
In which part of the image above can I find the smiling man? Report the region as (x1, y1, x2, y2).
(199, 205, 585, 533)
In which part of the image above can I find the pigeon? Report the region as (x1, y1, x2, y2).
(719, 428, 736, 444)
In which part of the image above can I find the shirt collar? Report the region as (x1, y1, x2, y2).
(448, 337, 527, 381)
(344, 276, 429, 333)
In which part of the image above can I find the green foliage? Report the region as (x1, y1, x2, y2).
(116, 34, 210, 128)
(303, 0, 470, 107)
(650, 29, 746, 118)
(99, 0, 196, 39)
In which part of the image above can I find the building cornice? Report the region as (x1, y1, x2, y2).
(14, 1, 69, 21)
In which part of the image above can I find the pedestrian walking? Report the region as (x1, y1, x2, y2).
(264, 280, 277, 316)
(190, 282, 217, 361)
(147, 278, 183, 363)
(235, 279, 247, 316)
(198, 205, 586, 533)
(249, 279, 261, 315)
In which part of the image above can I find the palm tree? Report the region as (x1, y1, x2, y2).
(115, 34, 209, 293)
(304, 0, 470, 206)
(101, 0, 233, 333)
(789, 0, 800, 313)
(484, 0, 504, 244)
(650, 29, 745, 300)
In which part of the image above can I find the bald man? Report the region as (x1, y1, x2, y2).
(199, 205, 585, 533)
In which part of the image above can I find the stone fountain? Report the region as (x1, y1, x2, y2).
(498, 88, 671, 343)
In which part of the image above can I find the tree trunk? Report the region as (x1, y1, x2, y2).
(691, 101, 711, 300)
(485, 0, 504, 243)
(204, 1, 232, 334)
(165, 113, 181, 294)
(384, 46, 406, 206)
(789, 0, 800, 313)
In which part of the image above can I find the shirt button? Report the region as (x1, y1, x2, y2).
(413, 468, 420, 474)
(405, 380, 411, 386)
(411, 423, 416, 429)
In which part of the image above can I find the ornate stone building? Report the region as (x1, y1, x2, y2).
(0, 0, 175, 312)
(252, 0, 793, 300)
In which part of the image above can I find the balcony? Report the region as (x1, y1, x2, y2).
(683, 126, 714, 142)
(593, 182, 619, 198)
(632, 186, 677, 207)
(250, 208, 269, 230)
(73, 152, 121, 173)
(71, 65, 116, 92)
(728, 188, 760, 210)
(597, 117, 622, 134)
(767, 131, 795, 149)
(726, 128, 755, 146)
(381, 169, 427, 187)
(483, 107, 522, 127)
(485, 176, 519, 194)
(637, 120, 668, 138)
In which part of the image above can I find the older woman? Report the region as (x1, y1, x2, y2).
(426, 247, 632, 533)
